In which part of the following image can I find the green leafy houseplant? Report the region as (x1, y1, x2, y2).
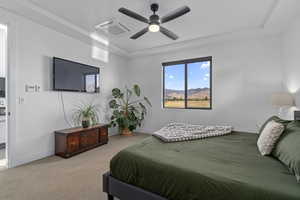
(73, 102, 100, 128)
(109, 84, 151, 136)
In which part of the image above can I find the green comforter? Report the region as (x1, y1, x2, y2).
(110, 132, 300, 200)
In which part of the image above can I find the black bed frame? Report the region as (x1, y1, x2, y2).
(103, 172, 167, 200)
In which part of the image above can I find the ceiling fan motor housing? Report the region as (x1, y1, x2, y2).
(151, 3, 159, 13)
(150, 14, 160, 24)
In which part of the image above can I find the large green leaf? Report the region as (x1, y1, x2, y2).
(109, 100, 119, 109)
(126, 89, 133, 101)
(112, 88, 122, 98)
(139, 102, 146, 110)
(144, 97, 152, 107)
(113, 110, 121, 117)
(130, 106, 140, 115)
(139, 102, 147, 115)
(133, 84, 141, 97)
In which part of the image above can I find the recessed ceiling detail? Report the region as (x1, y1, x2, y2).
(2, 0, 299, 56)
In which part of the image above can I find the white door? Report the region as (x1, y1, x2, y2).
(0, 23, 7, 167)
(0, 117, 5, 144)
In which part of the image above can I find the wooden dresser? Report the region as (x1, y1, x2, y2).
(55, 124, 108, 158)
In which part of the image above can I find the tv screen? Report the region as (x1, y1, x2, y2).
(53, 57, 99, 93)
(0, 77, 5, 97)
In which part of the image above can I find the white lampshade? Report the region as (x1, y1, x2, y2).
(271, 92, 295, 107)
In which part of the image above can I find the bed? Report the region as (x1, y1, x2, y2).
(103, 131, 300, 200)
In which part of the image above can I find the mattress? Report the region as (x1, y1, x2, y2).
(110, 132, 300, 200)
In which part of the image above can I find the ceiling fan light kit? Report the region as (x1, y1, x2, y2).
(119, 3, 191, 40)
(149, 23, 160, 32)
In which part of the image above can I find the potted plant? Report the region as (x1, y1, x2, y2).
(73, 102, 100, 128)
(109, 84, 151, 136)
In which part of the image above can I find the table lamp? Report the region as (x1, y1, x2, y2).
(271, 92, 295, 117)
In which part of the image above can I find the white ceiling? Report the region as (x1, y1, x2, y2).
(28, 0, 276, 52)
(1, 0, 300, 56)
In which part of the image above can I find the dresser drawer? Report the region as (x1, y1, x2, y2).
(67, 133, 80, 154)
(80, 129, 99, 148)
(100, 126, 108, 144)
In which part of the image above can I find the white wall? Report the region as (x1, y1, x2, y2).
(282, 14, 300, 106)
(0, 9, 128, 167)
(0, 26, 6, 77)
(127, 36, 283, 133)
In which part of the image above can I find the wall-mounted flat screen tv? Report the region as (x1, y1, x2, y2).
(53, 57, 100, 93)
(0, 77, 5, 97)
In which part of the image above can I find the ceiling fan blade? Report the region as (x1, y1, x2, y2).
(161, 6, 191, 24)
(160, 26, 178, 40)
(119, 8, 149, 24)
(130, 27, 149, 39)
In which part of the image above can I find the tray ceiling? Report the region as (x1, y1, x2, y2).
(28, 0, 277, 53)
(1, 0, 299, 56)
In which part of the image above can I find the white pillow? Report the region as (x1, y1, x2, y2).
(257, 120, 284, 156)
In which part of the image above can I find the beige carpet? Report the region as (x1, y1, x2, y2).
(0, 134, 148, 200)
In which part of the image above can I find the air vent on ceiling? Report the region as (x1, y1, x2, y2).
(95, 18, 130, 36)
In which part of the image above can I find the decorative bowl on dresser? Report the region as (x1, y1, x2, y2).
(55, 124, 108, 158)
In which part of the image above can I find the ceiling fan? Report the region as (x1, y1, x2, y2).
(118, 3, 191, 40)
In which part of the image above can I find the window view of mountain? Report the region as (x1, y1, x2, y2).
(164, 88, 210, 108)
(163, 59, 211, 109)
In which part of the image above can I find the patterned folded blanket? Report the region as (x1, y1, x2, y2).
(153, 122, 233, 142)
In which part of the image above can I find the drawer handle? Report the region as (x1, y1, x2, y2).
(70, 142, 77, 146)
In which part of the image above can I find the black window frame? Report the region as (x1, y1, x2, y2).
(162, 56, 212, 110)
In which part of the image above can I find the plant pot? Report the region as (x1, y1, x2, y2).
(82, 120, 90, 128)
(121, 128, 133, 136)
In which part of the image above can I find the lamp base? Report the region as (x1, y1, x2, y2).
(278, 107, 283, 118)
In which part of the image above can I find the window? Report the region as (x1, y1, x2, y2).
(163, 57, 212, 109)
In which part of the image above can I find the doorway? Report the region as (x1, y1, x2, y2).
(0, 23, 7, 169)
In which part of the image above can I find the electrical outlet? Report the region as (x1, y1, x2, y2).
(18, 97, 24, 104)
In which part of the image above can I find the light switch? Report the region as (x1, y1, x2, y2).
(25, 85, 35, 92)
(35, 85, 41, 92)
